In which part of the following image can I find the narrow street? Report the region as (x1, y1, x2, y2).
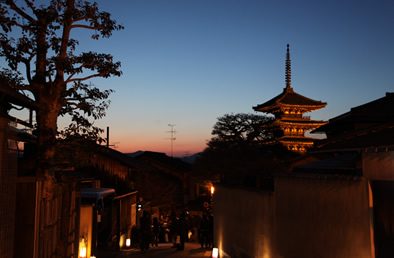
(98, 242, 213, 258)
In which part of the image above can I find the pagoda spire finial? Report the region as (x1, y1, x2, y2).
(285, 44, 291, 89)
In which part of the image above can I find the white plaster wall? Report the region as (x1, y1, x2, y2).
(275, 176, 372, 258)
(214, 185, 274, 258)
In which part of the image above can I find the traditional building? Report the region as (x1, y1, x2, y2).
(215, 93, 394, 258)
(253, 45, 327, 153)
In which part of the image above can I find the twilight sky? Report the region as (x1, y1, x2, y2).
(7, 0, 394, 156)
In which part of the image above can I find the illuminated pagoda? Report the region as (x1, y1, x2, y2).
(253, 44, 327, 153)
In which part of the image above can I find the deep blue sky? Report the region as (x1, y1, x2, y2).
(95, 0, 394, 155)
(7, 0, 394, 156)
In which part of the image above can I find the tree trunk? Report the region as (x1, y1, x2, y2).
(35, 83, 64, 257)
(36, 89, 62, 190)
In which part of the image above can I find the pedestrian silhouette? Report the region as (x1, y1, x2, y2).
(152, 217, 161, 247)
(139, 211, 152, 251)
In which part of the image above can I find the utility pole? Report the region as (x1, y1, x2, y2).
(106, 126, 117, 148)
(167, 124, 176, 157)
(107, 126, 110, 148)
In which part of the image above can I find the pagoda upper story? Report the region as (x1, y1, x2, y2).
(253, 45, 327, 152)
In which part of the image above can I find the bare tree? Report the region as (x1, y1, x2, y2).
(208, 113, 275, 149)
(193, 113, 294, 188)
(0, 0, 123, 180)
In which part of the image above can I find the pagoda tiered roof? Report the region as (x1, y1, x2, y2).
(253, 86, 327, 113)
(253, 44, 327, 153)
(253, 44, 326, 114)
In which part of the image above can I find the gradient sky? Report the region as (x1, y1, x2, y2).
(6, 0, 394, 156)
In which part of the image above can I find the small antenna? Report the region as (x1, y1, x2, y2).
(167, 124, 177, 157)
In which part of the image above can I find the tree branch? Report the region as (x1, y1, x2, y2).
(70, 24, 103, 30)
(65, 63, 89, 82)
(66, 73, 102, 83)
(64, 96, 91, 102)
(66, 101, 80, 108)
(23, 0, 36, 13)
(71, 16, 89, 24)
(8, 0, 37, 25)
(23, 60, 32, 84)
(0, 16, 34, 32)
(9, 83, 32, 92)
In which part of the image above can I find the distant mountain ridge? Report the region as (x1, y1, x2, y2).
(126, 150, 145, 158)
(180, 152, 201, 164)
(125, 151, 201, 164)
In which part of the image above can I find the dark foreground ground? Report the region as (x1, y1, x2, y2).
(97, 242, 213, 258)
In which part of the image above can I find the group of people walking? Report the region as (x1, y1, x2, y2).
(137, 210, 213, 252)
(198, 214, 213, 249)
(168, 210, 189, 251)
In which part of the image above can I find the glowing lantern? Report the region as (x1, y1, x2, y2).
(211, 186, 215, 195)
(126, 238, 131, 248)
(212, 247, 219, 258)
(79, 237, 87, 258)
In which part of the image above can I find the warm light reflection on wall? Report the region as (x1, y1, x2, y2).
(119, 233, 128, 249)
(217, 217, 224, 258)
(259, 234, 272, 258)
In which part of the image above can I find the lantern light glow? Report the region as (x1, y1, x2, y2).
(79, 237, 87, 258)
(212, 247, 219, 258)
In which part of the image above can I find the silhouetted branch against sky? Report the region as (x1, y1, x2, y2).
(0, 0, 124, 177)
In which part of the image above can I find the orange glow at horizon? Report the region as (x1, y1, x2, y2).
(110, 136, 207, 157)
(92, 121, 211, 157)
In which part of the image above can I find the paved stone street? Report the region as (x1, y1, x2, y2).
(98, 242, 213, 258)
